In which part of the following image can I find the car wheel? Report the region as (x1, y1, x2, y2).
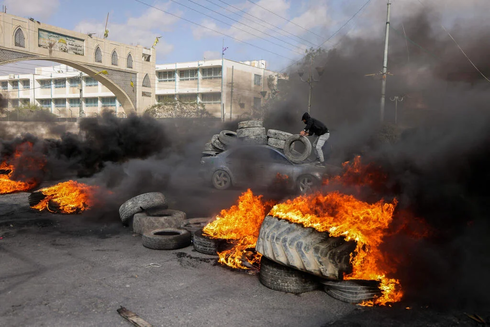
(212, 170, 232, 190)
(296, 175, 319, 194)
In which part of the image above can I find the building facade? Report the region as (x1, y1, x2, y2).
(0, 59, 283, 120)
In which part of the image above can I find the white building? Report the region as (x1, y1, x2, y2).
(0, 59, 284, 120)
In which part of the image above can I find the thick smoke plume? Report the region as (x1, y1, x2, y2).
(263, 5, 490, 309)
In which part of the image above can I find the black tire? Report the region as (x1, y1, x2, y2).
(181, 217, 213, 235)
(192, 228, 224, 255)
(29, 191, 46, 207)
(203, 142, 215, 151)
(267, 138, 285, 149)
(238, 120, 263, 129)
(323, 280, 382, 304)
(218, 130, 238, 145)
(284, 135, 312, 163)
(239, 135, 267, 145)
(119, 192, 168, 226)
(259, 257, 320, 293)
(142, 228, 191, 250)
(296, 174, 321, 194)
(212, 170, 232, 190)
(211, 134, 226, 151)
(256, 216, 356, 279)
(133, 209, 186, 235)
(267, 129, 292, 141)
(236, 127, 266, 138)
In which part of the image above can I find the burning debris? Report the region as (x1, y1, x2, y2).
(0, 142, 45, 194)
(29, 180, 100, 214)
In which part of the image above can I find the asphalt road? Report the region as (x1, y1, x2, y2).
(0, 187, 486, 326)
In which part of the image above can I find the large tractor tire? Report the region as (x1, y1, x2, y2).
(256, 216, 356, 280)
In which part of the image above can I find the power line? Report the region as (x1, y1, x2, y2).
(183, 0, 308, 53)
(163, 0, 303, 55)
(247, 0, 324, 39)
(133, 0, 296, 61)
(213, 0, 318, 47)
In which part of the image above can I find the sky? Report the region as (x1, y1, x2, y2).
(0, 0, 488, 75)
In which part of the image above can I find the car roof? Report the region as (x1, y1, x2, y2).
(219, 144, 290, 160)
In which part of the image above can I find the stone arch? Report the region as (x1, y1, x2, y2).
(127, 53, 133, 69)
(95, 46, 102, 63)
(142, 74, 151, 88)
(14, 27, 25, 48)
(0, 57, 136, 115)
(111, 50, 118, 66)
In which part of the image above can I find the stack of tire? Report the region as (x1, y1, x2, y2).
(119, 192, 195, 251)
(267, 129, 312, 163)
(202, 130, 238, 157)
(236, 120, 267, 145)
(255, 215, 381, 303)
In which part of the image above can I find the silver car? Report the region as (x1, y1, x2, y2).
(199, 145, 330, 194)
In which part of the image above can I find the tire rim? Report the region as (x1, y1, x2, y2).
(214, 171, 230, 188)
(299, 176, 314, 193)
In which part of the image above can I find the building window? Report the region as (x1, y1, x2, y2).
(157, 71, 175, 82)
(202, 67, 221, 79)
(85, 77, 98, 87)
(1, 82, 8, 90)
(101, 97, 116, 107)
(254, 74, 262, 86)
(85, 98, 98, 107)
(201, 93, 221, 104)
(40, 99, 51, 108)
(127, 54, 133, 69)
(54, 79, 66, 88)
(111, 50, 118, 66)
(253, 97, 261, 109)
(11, 81, 18, 89)
(14, 28, 25, 48)
(40, 80, 51, 89)
(54, 99, 66, 108)
(95, 47, 102, 63)
(22, 80, 30, 89)
(69, 78, 80, 87)
(179, 69, 197, 81)
(142, 74, 151, 88)
(69, 98, 80, 107)
(157, 95, 175, 103)
(179, 94, 197, 102)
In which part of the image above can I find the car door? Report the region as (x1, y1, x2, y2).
(257, 148, 294, 189)
(225, 147, 262, 187)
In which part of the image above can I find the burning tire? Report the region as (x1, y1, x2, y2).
(212, 170, 232, 190)
(322, 280, 382, 304)
(29, 191, 46, 207)
(119, 192, 168, 226)
(238, 120, 263, 129)
(256, 216, 355, 280)
(181, 217, 212, 235)
(283, 135, 312, 163)
(211, 134, 226, 151)
(218, 130, 238, 146)
(267, 129, 292, 141)
(133, 209, 186, 235)
(192, 228, 225, 255)
(267, 138, 286, 150)
(142, 228, 191, 250)
(259, 257, 320, 294)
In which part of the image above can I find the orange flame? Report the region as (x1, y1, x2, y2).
(203, 189, 275, 269)
(0, 142, 44, 194)
(31, 180, 99, 214)
(270, 192, 401, 306)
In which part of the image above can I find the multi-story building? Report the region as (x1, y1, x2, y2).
(0, 58, 284, 120)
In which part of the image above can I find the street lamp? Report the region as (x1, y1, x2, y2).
(390, 95, 404, 124)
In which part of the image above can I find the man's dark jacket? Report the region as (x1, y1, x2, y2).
(302, 112, 328, 136)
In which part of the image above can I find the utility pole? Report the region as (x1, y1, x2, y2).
(229, 66, 234, 120)
(380, 0, 392, 122)
(79, 72, 85, 117)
